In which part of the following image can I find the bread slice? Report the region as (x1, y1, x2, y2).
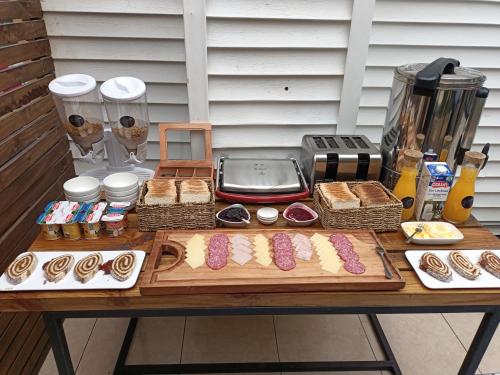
(144, 179, 176, 205)
(179, 179, 210, 204)
(351, 183, 391, 206)
(74, 252, 103, 283)
(111, 252, 136, 281)
(318, 182, 360, 209)
(6, 253, 38, 285)
(43, 254, 75, 283)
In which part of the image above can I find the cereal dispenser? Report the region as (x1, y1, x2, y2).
(49, 74, 105, 163)
(100, 77, 149, 164)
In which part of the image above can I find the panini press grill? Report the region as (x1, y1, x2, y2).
(216, 157, 310, 203)
(300, 134, 381, 190)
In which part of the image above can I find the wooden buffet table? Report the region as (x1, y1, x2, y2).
(1, 203, 499, 375)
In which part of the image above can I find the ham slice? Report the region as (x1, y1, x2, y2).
(231, 236, 251, 247)
(232, 243, 253, 254)
(231, 250, 253, 266)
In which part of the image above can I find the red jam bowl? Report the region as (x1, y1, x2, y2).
(283, 203, 318, 227)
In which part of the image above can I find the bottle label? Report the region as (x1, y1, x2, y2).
(401, 197, 414, 209)
(461, 196, 474, 209)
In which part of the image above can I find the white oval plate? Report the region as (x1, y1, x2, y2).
(401, 221, 464, 245)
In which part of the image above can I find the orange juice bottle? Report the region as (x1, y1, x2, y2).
(393, 149, 423, 221)
(443, 151, 486, 224)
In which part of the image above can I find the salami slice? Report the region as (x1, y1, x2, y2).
(275, 256, 296, 271)
(207, 234, 230, 270)
(343, 259, 366, 274)
(336, 248, 359, 262)
(206, 254, 227, 270)
(329, 233, 365, 273)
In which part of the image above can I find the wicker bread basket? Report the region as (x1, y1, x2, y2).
(313, 181, 402, 232)
(136, 179, 216, 231)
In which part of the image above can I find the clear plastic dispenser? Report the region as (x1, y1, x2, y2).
(100, 77, 149, 164)
(49, 74, 105, 163)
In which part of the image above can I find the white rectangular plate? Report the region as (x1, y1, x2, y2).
(405, 249, 500, 289)
(0, 250, 145, 292)
(401, 221, 463, 245)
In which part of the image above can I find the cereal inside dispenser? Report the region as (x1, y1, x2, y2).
(100, 77, 149, 164)
(49, 74, 105, 163)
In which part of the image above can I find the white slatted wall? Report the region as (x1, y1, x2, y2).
(41, 0, 189, 172)
(40, 0, 500, 230)
(358, 0, 500, 227)
(206, 0, 352, 159)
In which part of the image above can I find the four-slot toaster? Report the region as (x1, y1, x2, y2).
(300, 135, 382, 190)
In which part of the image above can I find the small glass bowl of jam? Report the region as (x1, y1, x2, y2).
(216, 204, 251, 228)
(283, 202, 318, 227)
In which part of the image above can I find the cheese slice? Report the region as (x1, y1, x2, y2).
(185, 252, 205, 269)
(311, 233, 342, 273)
(253, 234, 272, 267)
(185, 234, 206, 269)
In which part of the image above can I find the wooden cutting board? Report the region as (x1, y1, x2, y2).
(140, 229, 405, 295)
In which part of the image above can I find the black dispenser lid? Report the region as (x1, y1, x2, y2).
(395, 58, 486, 94)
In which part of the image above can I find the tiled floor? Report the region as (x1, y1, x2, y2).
(38, 314, 500, 375)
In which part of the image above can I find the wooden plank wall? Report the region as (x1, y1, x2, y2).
(0, 1, 75, 374)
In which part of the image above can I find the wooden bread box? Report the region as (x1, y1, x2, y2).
(154, 122, 213, 180)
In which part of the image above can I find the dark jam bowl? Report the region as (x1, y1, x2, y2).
(283, 203, 318, 227)
(216, 204, 251, 228)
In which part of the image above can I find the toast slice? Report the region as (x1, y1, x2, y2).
(144, 179, 176, 205)
(179, 179, 210, 204)
(318, 182, 360, 209)
(351, 183, 391, 206)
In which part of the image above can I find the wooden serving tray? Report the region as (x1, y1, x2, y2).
(140, 229, 405, 295)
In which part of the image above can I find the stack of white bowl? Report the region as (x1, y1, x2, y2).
(103, 172, 139, 205)
(256, 207, 279, 225)
(64, 176, 101, 203)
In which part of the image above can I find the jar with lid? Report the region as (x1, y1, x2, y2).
(100, 77, 149, 164)
(49, 74, 105, 162)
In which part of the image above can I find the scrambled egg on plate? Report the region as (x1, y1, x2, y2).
(404, 223, 460, 239)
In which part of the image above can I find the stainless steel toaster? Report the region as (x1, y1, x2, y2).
(300, 135, 382, 189)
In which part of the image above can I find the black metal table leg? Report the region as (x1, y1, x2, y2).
(368, 314, 402, 375)
(114, 317, 138, 375)
(43, 312, 75, 375)
(458, 308, 500, 375)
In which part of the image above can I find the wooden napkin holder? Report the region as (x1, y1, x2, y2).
(154, 123, 213, 180)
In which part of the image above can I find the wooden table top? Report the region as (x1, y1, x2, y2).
(1, 202, 499, 312)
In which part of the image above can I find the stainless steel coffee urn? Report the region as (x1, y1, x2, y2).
(380, 58, 488, 188)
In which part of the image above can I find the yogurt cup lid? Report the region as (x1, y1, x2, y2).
(101, 213, 124, 222)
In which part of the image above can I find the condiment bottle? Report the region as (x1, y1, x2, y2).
(443, 151, 486, 224)
(415, 133, 425, 151)
(439, 135, 453, 162)
(392, 149, 423, 221)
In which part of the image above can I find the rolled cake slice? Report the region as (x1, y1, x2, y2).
(479, 251, 500, 279)
(101, 252, 137, 281)
(448, 251, 480, 280)
(74, 253, 103, 283)
(419, 252, 452, 282)
(6, 253, 38, 284)
(43, 254, 75, 283)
